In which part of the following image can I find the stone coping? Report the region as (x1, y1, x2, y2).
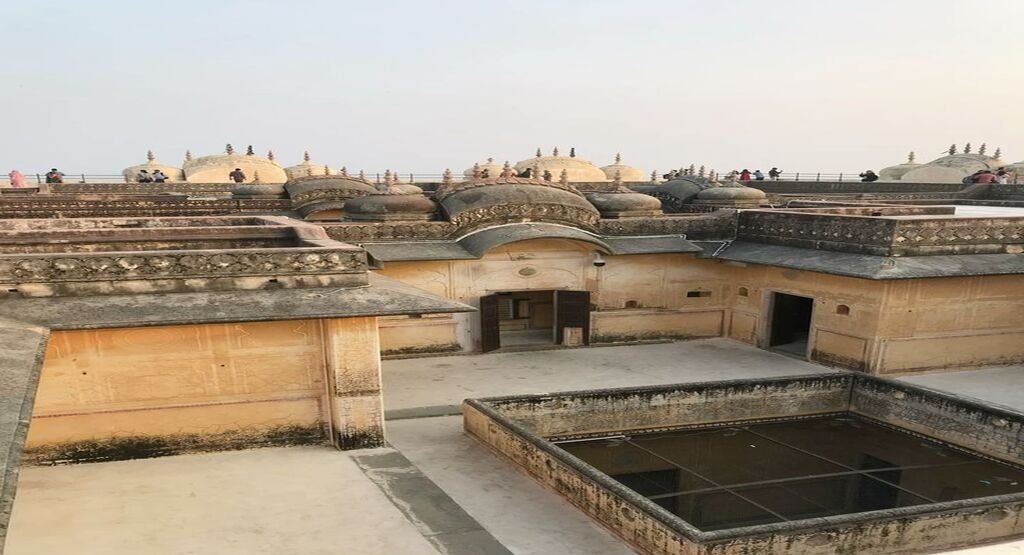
(464, 373, 1024, 553)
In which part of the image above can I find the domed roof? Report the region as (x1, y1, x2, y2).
(900, 144, 1004, 183)
(878, 152, 920, 182)
(513, 147, 608, 182)
(284, 151, 335, 179)
(284, 174, 376, 202)
(599, 154, 645, 182)
(345, 182, 437, 221)
(585, 185, 662, 218)
(437, 168, 600, 231)
(183, 144, 288, 183)
(231, 183, 287, 198)
(463, 158, 505, 179)
(653, 176, 707, 209)
(694, 182, 767, 206)
(121, 151, 185, 183)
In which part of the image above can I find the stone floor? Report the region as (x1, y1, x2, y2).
(7, 339, 1024, 554)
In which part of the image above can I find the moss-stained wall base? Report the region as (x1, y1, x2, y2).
(23, 424, 325, 465)
(335, 429, 385, 450)
(382, 343, 463, 357)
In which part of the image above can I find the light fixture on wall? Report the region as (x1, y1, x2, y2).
(593, 252, 606, 267)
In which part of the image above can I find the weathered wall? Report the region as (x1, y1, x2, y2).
(23, 317, 385, 463)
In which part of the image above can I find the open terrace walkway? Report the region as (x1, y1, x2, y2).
(7, 339, 1024, 554)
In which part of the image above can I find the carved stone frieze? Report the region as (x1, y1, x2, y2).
(448, 203, 600, 232)
(323, 222, 457, 242)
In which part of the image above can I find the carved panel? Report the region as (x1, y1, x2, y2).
(323, 222, 457, 242)
(449, 203, 600, 232)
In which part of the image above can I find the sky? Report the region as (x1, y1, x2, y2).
(2, 0, 1022, 177)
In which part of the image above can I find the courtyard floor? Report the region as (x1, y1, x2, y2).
(7, 339, 1024, 554)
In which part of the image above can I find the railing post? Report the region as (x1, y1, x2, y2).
(409, 173, 414, 183)
(838, 173, 844, 182)
(795, 172, 800, 182)
(816, 172, 820, 182)
(35, 174, 41, 184)
(80, 173, 86, 183)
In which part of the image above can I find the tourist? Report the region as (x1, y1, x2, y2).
(229, 168, 246, 183)
(963, 170, 983, 184)
(754, 169, 765, 181)
(45, 168, 64, 183)
(8, 169, 26, 188)
(997, 168, 1011, 184)
(973, 170, 997, 184)
(859, 170, 879, 182)
(542, 170, 553, 181)
(151, 170, 168, 183)
(739, 169, 752, 181)
(518, 167, 533, 178)
(480, 169, 490, 178)
(136, 169, 153, 183)
(768, 167, 782, 180)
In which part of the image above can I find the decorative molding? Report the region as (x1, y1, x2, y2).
(324, 222, 457, 242)
(449, 203, 600, 232)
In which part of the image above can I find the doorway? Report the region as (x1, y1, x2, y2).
(480, 290, 591, 352)
(768, 292, 813, 357)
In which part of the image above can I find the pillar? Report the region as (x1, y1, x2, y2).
(322, 317, 385, 449)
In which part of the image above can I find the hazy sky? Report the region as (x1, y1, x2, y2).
(2, 0, 1022, 176)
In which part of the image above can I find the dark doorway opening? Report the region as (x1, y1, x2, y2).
(769, 292, 813, 357)
(479, 290, 590, 352)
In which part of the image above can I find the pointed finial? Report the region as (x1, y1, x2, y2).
(442, 168, 453, 184)
(948, 144, 957, 155)
(245, 145, 254, 156)
(650, 170, 658, 183)
(267, 149, 275, 161)
(501, 161, 514, 178)
(698, 165, 706, 177)
(225, 143, 234, 155)
(324, 164, 331, 176)
(253, 169, 260, 183)
(340, 166, 348, 177)
(908, 151, 915, 163)
(472, 163, 481, 179)
(303, 150, 311, 162)
(535, 147, 542, 158)
(559, 169, 568, 185)
(964, 142, 972, 154)
(487, 157, 494, 163)
(709, 170, 718, 183)
(613, 169, 622, 186)
(688, 163, 696, 175)
(553, 147, 559, 157)
(979, 143, 987, 156)
(614, 153, 622, 164)
(994, 147, 1002, 159)
(184, 149, 193, 162)
(358, 169, 366, 181)
(569, 147, 576, 158)
(384, 169, 393, 185)
(146, 150, 155, 162)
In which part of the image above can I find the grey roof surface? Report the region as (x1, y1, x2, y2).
(713, 241, 1024, 279)
(364, 242, 477, 262)
(1, 274, 474, 331)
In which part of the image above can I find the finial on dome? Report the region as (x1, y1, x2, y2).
(979, 143, 987, 156)
(267, 149, 275, 161)
(442, 168, 453, 184)
(948, 144, 957, 155)
(184, 149, 193, 162)
(559, 169, 568, 185)
(384, 169, 394, 185)
(615, 153, 622, 164)
(501, 161, 514, 178)
(225, 143, 234, 155)
(542, 169, 552, 181)
(535, 148, 542, 158)
(650, 170, 658, 183)
(613, 169, 623, 186)
(688, 163, 696, 175)
(487, 157, 494, 163)
(964, 142, 972, 154)
(303, 150, 311, 162)
(553, 147, 559, 157)
(908, 151, 915, 163)
(146, 150, 155, 162)
(698, 165, 706, 177)
(324, 165, 331, 176)
(253, 170, 260, 183)
(709, 170, 718, 183)
(569, 147, 576, 158)
(995, 147, 1002, 159)
(246, 145, 254, 156)
(358, 169, 366, 181)
(472, 163, 481, 179)
(340, 166, 348, 177)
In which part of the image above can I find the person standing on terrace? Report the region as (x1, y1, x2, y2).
(8, 169, 26, 188)
(45, 168, 64, 183)
(229, 168, 246, 183)
(768, 167, 782, 180)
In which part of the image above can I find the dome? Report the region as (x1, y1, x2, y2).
(878, 152, 920, 182)
(585, 186, 662, 218)
(183, 145, 288, 183)
(121, 151, 185, 183)
(284, 151, 335, 179)
(345, 182, 437, 221)
(284, 175, 377, 220)
(231, 183, 287, 198)
(437, 173, 600, 231)
(599, 154, 645, 182)
(901, 146, 1003, 183)
(513, 148, 608, 182)
(694, 183, 767, 207)
(463, 158, 505, 179)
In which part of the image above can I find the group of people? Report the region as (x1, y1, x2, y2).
(135, 169, 169, 183)
(964, 168, 1014, 185)
(737, 168, 782, 181)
